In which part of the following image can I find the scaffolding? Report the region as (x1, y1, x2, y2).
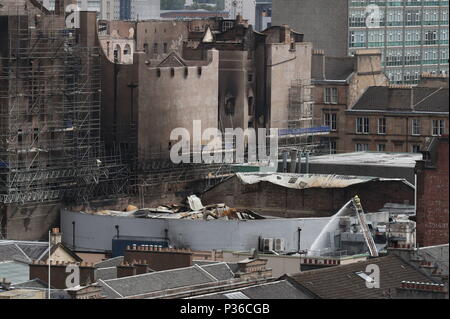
(0, 5, 129, 206)
(132, 136, 235, 204)
(278, 78, 330, 156)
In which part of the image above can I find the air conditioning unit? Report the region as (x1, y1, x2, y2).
(274, 238, 285, 252)
(261, 238, 274, 252)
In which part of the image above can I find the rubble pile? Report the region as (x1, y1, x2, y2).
(91, 195, 264, 221)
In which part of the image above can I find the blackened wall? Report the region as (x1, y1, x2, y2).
(201, 176, 414, 218)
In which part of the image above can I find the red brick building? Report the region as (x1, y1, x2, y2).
(415, 136, 449, 247)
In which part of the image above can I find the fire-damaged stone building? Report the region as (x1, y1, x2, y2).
(98, 15, 313, 161)
(1, 0, 130, 240)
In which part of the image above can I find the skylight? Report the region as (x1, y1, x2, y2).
(355, 271, 375, 283)
(224, 292, 250, 299)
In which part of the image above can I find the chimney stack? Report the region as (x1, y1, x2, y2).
(1, 278, 11, 290)
(50, 228, 62, 245)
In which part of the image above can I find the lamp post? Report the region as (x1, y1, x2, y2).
(48, 230, 51, 299)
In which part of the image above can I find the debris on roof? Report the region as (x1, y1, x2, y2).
(87, 195, 264, 221)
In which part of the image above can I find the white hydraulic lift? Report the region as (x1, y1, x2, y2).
(352, 195, 379, 257)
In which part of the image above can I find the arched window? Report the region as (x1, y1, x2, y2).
(114, 44, 121, 62)
(124, 44, 131, 55)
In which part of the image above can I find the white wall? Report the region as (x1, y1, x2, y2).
(61, 209, 330, 252)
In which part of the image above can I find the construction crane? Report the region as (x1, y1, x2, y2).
(352, 195, 379, 257)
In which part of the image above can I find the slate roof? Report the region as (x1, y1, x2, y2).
(0, 244, 31, 263)
(351, 86, 449, 113)
(197, 263, 235, 281)
(11, 278, 51, 289)
(0, 240, 50, 263)
(324, 57, 355, 81)
(192, 260, 222, 266)
(95, 267, 118, 281)
(94, 256, 124, 269)
(191, 280, 314, 299)
(284, 255, 434, 299)
(98, 262, 235, 298)
(312, 56, 356, 83)
(418, 244, 449, 277)
(16, 243, 48, 261)
(0, 240, 81, 263)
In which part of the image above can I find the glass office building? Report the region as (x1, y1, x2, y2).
(349, 0, 449, 84)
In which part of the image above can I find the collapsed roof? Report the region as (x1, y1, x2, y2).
(236, 173, 414, 190)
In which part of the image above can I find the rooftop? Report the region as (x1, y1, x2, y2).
(98, 262, 237, 298)
(191, 280, 313, 299)
(284, 255, 434, 299)
(351, 86, 449, 114)
(94, 256, 124, 269)
(417, 244, 449, 277)
(10, 278, 50, 289)
(0, 240, 49, 263)
(307, 152, 422, 168)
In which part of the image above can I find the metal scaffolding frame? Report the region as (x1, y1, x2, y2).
(278, 78, 330, 156)
(0, 5, 129, 206)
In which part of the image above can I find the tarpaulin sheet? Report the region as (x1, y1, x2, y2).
(236, 173, 405, 190)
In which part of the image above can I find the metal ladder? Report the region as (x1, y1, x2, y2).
(352, 196, 379, 257)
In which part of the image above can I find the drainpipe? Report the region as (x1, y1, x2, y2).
(305, 151, 310, 174)
(297, 227, 302, 253)
(282, 151, 288, 172)
(414, 174, 417, 248)
(115, 225, 120, 239)
(290, 150, 298, 173)
(72, 221, 75, 249)
(298, 227, 302, 272)
(48, 230, 51, 300)
(113, 58, 119, 146)
(297, 151, 302, 173)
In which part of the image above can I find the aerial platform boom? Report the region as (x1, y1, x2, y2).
(352, 196, 379, 257)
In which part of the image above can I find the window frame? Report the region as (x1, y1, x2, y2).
(377, 118, 387, 135)
(356, 117, 370, 134)
(323, 112, 338, 131)
(356, 143, 369, 152)
(411, 119, 421, 136)
(377, 144, 386, 152)
(432, 119, 445, 136)
(324, 87, 338, 104)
